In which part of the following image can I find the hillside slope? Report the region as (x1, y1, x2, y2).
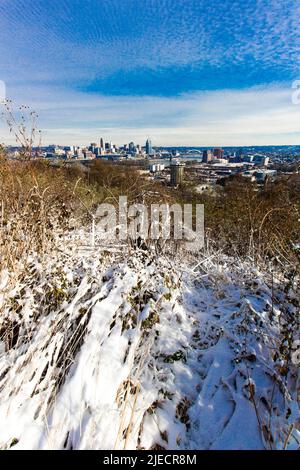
(0, 237, 299, 450)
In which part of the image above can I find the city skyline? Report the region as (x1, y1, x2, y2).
(1, 0, 300, 146)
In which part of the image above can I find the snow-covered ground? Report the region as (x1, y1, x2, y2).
(0, 231, 299, 450)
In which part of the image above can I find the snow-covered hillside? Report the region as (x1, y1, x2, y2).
(0, 233, 299, 450)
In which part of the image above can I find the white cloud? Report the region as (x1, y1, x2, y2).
(1, 83, 300, 146)
(0, 0, 299, 87)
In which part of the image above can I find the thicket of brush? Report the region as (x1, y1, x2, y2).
(0, 157, 97, 271)
(1, 153, 300, 273)
(176, 172, 300, 272)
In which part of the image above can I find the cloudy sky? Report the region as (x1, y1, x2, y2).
(1, 0, 300, 146)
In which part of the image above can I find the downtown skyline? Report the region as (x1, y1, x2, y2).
(1, 0, 300, 146)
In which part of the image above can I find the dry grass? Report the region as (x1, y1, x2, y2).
(0, 158, 98, 293)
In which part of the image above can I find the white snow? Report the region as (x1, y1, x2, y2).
(0, 231, 299, 450)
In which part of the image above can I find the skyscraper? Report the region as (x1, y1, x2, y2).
(213, 148, 224, 159)
(146, 138, 152, 155)
(89, 143, 97, 154)
(128, 141, 136, 154)
(100, 137, 104, 149)
(202, 150, 212, 163)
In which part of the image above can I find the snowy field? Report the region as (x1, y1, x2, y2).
(0, 231, 299, 450)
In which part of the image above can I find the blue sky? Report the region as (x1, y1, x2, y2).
(0, 0, 300, 145)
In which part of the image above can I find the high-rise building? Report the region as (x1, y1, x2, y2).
(128, 141, 136, 154)
(100, 137, 104, 149)
(89, 143, 97, 154)
(213, 148, 224, 159)
(170, 161, 185, 187)
(202, 150, 212, 163)
(146, 138, 152, 155)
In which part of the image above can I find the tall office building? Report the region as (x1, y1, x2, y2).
(100, 137, 104, 149)
(94, 147, 101, 157)
(128, 141, 136, 154)
(202, 150, 213, 163)
(146, 138, 152, 155)
(213, 148, 224, 159)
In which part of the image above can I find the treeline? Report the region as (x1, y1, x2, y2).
(1, 155, 299, 272)
(177, 172, 300, 269)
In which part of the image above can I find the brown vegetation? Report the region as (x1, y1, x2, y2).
(1, 150, 299, 274)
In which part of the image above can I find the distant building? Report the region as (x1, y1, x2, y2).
(255, 169, 276, 183)
(82, 149, 94, 159)
(64, 146, 74, 153)
(213, 148, 224, 159)
(243, 155, 254, 163)
(48, 145, 62, 155)
(242, 170, 256, 182)
(170, 161, 185, 187)
(253, 155, 269, 166)
(150, 163, 165, 173)
(202, 150, 213, 163)
(94, 147, 102, 157)
(146, 138, 152, 155)
(211, 158, 228, 164)
(128, 141, 136, 154)
(100, 137, 104, 149)
(89, 143, 97, 154)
